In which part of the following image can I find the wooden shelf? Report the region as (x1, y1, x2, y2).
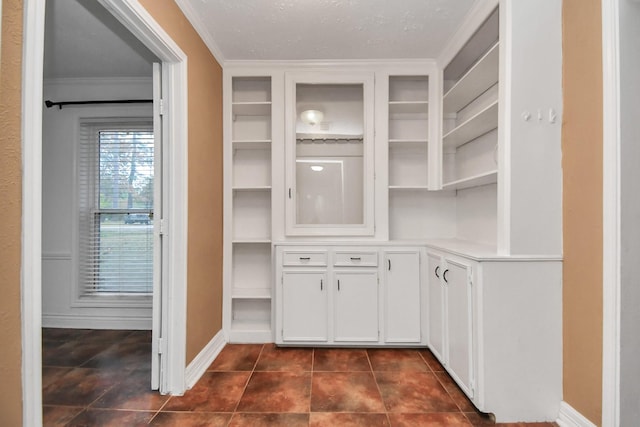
(389, 101, 428, 115)
(232, 102, 271, 116)
(443, 101, 498, 149)
(444, 42, 499, 114)
(442, 170, 498, 191)
(232, 140, 271, 150)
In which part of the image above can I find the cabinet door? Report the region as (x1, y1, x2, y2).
(334, 271, 379, 342)
(427, 253, 445, 362)
(282, 271, 328, 342)
(384, 251, 421, 343)
(444, 259, 474, 397)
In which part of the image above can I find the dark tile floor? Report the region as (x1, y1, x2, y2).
(42, 328, 558, 426)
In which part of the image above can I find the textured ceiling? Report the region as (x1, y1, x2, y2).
(183, 0, 477, 61)
(43, 0, 478, 80)
(44, 0, 156, 79)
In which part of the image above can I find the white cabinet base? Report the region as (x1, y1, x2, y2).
(275, 244, 425, 347)
(426, 244, 562, 423)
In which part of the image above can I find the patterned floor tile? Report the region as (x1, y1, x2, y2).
(162, 371, 250, 412)
(91, 369, 169, 410)
(389, 412, 473, 426)
(311, 372, 385, 413)
(149, 412, 232, 426)
(208, 343, 263, 371)
(229, 413, 309, 427)
(310, 412, 390, 427)
(66, 408, 154, 426)
(237, 371, 311, 412)
(314, 348, 371, 371)
(368, 348, 430, 372)
(375, 371, 459, 413)
(42, 367, 123, 406)
(254, 344, 313, 372)
(42, 405, 84, 427)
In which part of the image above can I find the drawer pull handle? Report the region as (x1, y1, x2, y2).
(350, 257, 361, 261)
(338, 279, 340, 291)
(435, 266, 440, 278)
(388, 259, 391, 271)
(320, 279, 323, 290)
(299, 257, 311, 261)
(443, 269, 449, 283)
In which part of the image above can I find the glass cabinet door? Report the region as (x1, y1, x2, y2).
(285, 73, 375, 236)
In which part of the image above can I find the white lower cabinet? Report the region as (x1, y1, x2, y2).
(426, 246, 563, 422)
(384, 250, 421, 343)
(334, 270, 379, 342)
(427, 251, 474, 397)
(275, 245, 424, 346)
(281, 270, 328, 342)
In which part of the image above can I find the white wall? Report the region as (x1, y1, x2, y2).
(42, 77, 154, 329)
(619, 0, 640, 423)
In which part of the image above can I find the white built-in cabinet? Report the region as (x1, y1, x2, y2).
(223, 0, 563, 421)
(224, 76, 275, 342)
(333, 268, 379, 342)
(281, 269, 328, 342)
(383, 250, 421, 343)
(425, 245, 561, 422)
(442, 10, 499, 192)
(275, 246, 424, 346)
(427, 252, 474, 397)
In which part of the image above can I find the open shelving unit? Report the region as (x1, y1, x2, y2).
(443, 100, 498, 149)
(443, 42, 499, 115)
(386, 74, 457, 241)
(228, 76, 273, 341)
(442, 9, 499, 196)
(387, 76, 429, 239)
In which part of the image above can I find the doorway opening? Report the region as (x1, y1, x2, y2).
(22, 1, 189, 425)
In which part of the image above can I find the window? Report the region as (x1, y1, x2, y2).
(78, 120, 154, 297)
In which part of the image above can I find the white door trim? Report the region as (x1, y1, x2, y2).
(22, 0, 189, 424)
(93, 0, 190, 396)
(21, 1, 46, 426)
(601, 0, 621, 425)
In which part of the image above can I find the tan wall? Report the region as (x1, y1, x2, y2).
(0, 1, 24, 425)
(562, 1, 603, 424)
(139, 0, 224, 364)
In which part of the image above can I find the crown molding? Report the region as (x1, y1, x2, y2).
(175, 0, 226, 66)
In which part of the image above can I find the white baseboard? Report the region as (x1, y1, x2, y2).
(557, 401, 598, 427)
(185, 330, 227, 390)
(42, 314, 151, 330)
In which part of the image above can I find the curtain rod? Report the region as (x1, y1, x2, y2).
(44, 99, 153, 109)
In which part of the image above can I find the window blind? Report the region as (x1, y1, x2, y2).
(78, 120, 154, 296)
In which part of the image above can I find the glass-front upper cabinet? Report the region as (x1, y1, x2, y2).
(285, 72, 375, 236)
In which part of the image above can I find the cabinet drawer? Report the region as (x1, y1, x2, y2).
(334, 251, 378, 267)
(283, 251, 327, 266)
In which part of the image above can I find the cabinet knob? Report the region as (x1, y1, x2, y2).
(443, 269, 449, 283)
(435, 265, 440, 278)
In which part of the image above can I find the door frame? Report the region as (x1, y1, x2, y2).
(21, 0, 189, 425)
(602, 0, 620, 425)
